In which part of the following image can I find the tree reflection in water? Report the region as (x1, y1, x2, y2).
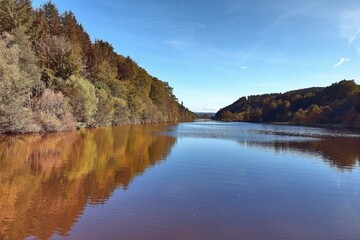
(246, 137, 360, 170)
(0, 125, 176, 240)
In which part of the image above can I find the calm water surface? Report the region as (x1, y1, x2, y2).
(1, 121, 360, 240)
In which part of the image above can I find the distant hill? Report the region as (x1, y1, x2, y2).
(215, 80, 360, 128)
(196, 112, 216, 119)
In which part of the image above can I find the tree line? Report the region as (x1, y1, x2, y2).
(215, 80, 360, 128)
(0, 0, 195, 133)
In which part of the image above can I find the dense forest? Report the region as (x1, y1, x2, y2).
(215, 80, 360, 128)
(0, 0, 195, 133)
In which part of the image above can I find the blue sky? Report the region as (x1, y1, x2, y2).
(33, 0, 360, 112)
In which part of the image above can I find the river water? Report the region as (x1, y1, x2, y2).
(1, 121, 360, 239)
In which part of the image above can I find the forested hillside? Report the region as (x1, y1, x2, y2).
(0, 0, 195, 133)
(215, 80, 360, 128)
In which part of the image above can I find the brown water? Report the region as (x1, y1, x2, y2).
(0, 122, 360, 240)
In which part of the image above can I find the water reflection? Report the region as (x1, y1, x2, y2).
(247, 137, 360, 170)
(172, 122, 360, 170)
(0, 125, 176, 240)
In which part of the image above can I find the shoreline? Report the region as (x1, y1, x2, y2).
(213, 119, 360, 131)
(0, 120, 193, 137)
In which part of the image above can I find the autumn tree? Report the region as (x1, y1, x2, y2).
(93, 89, 114, 126)
(65, 76, 98, 126)
(61, 10, 92, 73)
(292, 108, 306, 124)
(117, 56, 135, 80)
(221, 111, 234, 121)
(0, 0, 33, 33)
(0, 29, 41, 133)
(36, 35, 83, 79)
(305, 104, 322, 124)
(249, 107, 263, 122)
(33, 88, 76, 131)
(0, 1, 195, 133)
(31, 8, 48, 41)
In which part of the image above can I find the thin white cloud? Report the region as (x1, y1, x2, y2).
(258, 1, 319, 38)
(333, 57, 349, 68)
(240, 65, 248, 70)
(349, 27, 360, 46)
(277, 3, 317, 25)
(164, 39, 189, 50)
(340, 9, 360, 47)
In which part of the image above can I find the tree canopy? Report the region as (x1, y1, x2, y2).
(215, 80, 360, 128)
(0, 0, 195, 133)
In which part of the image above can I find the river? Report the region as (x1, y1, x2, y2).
(1, 121, 360, 239)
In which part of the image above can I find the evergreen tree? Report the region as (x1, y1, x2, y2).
(42, 1, 62, 35)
